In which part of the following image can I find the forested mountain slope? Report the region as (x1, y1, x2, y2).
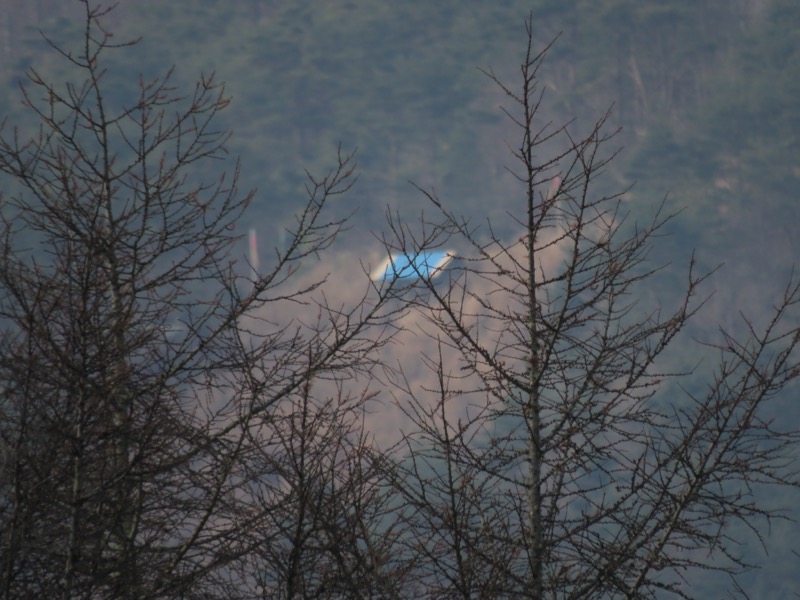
(2, 0, 797, 272)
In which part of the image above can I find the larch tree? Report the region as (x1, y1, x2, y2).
(381, 17, 800, 599)
(0, 2, 401, 598)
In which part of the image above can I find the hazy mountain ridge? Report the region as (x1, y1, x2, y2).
(3, 0, 797, 266)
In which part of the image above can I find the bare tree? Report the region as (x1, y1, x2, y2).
(0, 2, 401, 598)
(382, 17, 800, 599)
(215, 376, 407, 600)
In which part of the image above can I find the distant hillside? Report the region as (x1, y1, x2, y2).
(2, 0, 797, 291)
